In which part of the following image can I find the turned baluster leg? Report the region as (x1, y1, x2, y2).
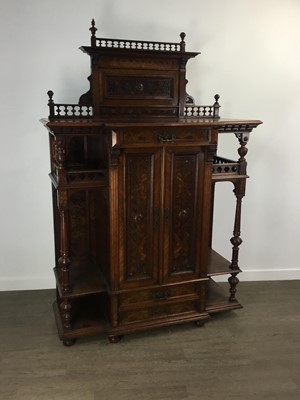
(58, 208, 71, 293)
(228, 180, 245, 302)
(55, 138, 70, 294)
(58, 203, 72, 329)
(228, 273, 239, 303)
(228, 132, 250, 302)
(60, 299, 72, 329)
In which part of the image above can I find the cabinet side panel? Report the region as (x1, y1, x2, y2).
(89, 188, 110, 278)
(68, 190, 89, 266)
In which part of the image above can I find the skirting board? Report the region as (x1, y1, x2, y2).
(0, 269, 300, 291)
(0, 276, 55, 292)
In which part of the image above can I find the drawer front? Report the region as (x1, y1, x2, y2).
(119, 282, 201, 308)
(119, 300, 198, 325)
(121, 127, 211, 146)
(104, 75, 175, 101)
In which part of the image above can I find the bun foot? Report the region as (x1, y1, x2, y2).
(108, 335, 123, 343)
(63, 338, 76, 346)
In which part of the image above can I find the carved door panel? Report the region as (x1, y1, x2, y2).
(119, 148, 162, 289)
(163, 147, 205, 283)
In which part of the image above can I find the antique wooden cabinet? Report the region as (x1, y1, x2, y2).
(42, 20, 262, 345)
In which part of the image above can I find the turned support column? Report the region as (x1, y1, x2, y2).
(55, 137, 70, 293)
(58, 190, 72, 328)
(228, 180, 245, 302)
(55, 137, 72, 328)
(57, 195, 72, 327)
(228, 131, 250, 302)
(58, 207, 71, 293)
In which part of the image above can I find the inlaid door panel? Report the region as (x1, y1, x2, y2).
(163, 147, 205, 283)
(119, 148, 162, 288)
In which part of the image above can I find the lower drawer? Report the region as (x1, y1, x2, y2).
(119, 282, 201, 308)
(119, 300, 199, 325)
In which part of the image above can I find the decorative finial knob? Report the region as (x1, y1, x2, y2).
(180, 32, 186, 52)
(213, 94, 220, 119)
(90, 19, 97, 46)
(47, 90, 54, 103)
(47, 90, 55, 119)
(90, 19, 97, 36)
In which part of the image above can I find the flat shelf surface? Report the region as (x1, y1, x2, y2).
(207, 249, 241, 276)
(42, 118, 262, 128)
(54, 263, 107, 299)
(206, 279, 242, 313)
(53, 295, 110, 340)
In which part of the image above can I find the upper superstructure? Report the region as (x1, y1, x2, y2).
(48, 19, 220, 122)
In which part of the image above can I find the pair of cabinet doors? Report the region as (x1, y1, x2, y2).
(111, 141, 212, 291)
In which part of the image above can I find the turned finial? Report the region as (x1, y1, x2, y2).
(90, 19, 97, 46)
(47, 90, 54, 104)
(213, 94, 220, 119)
(47, 90, 54, 119)
(180, 32, 186, 51)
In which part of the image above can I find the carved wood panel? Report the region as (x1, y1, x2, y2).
(68, 188, 106, 268)
(105, 76, 173, 99)
(120, 149, 161, 286)
(163, 147, 205, 281)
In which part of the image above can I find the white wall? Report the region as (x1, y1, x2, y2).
(1, 0, 300, 290)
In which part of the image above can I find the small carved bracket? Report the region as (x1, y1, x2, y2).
(57, 190, 68, 211)
(110, 146, 121, 167)
(234, 131, 250, 175)
(207, 145, 217, 163)
(55, 138, 66, 170)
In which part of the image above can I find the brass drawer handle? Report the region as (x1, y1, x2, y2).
(157, 134, 176, 143)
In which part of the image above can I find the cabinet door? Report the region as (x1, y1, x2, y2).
(119, 148, 162, 288)
(163, 147, 206, 283)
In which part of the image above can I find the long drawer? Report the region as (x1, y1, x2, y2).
(119, 299, 199, 325)
(120, 126, 211, 146)
(119, 282, 202, 309)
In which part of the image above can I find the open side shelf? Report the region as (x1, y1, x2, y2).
(206, 279, 242, 313)
(207, 249, 241, 276)
(53, 293, 111, 343)
(54, 263, 108, 299)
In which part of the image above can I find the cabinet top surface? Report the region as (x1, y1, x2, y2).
(41, 118, 262, 129)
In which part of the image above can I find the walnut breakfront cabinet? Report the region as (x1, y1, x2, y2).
(41, 20, 262, 345)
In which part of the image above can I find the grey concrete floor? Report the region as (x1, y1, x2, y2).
(0, 281, 299, 400)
